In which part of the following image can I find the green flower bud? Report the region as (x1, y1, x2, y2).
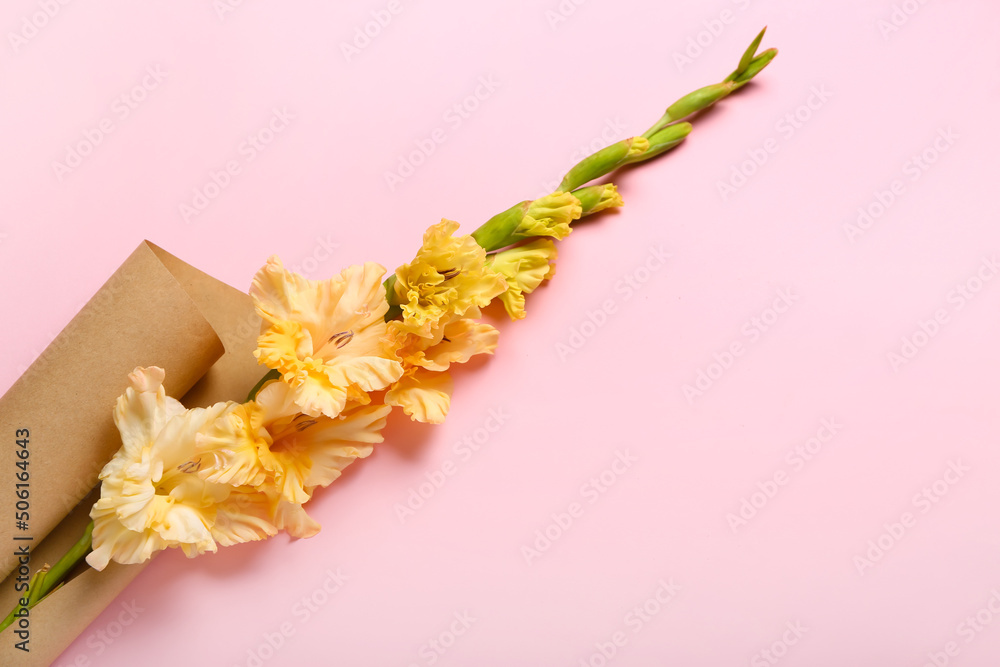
(732, 48, 778, 88)
(575, 184, 623, 215)
(665, 82, 734, 122)
(625, 122, 692, 165)
(558, 137, 646, 192)
(726, 27, 767, 83)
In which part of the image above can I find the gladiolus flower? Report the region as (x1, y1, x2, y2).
(193, 381, 390, 508)
(488, 239, 558, 319)
(392, 220, 507, 338)
(385, 312, 499, 423)
(512, 192, 582, 241)
(87, 367, 278, 571)
(251, 257, 403, 419)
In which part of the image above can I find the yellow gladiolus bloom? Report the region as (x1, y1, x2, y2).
(580, 183, 624, 215)
(87, 367, 278, 571)
(251, 257, 403, 419)
(488, 239, 558, 320)
(385, 313, 499, 423)
(393, 219, 507, 338)
(194, 380, 390, 506)
(513, 191, 582, 241)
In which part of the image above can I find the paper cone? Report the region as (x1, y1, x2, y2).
(0, 241, 264, 665)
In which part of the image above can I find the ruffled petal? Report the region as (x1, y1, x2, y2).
(112, 366, 172, 460)
(420, 319, 499, 371)
(515, 192, 581, 240)
(152, 401, 236, 470)
(271, 495, 321, 539)
(195, 403, 269, 488)
(489, 239, 557, 319)
(212, 490, 279, 547)
(250, 255, 316, 325)
(284, 364, 349, 419)
(254, 320, 313, 373)
(87, 506, 169, 571)
(386, 368, 453, 424)
(250, 259, 401, 418)
(301, 404, 389, 488)
(393, 219, 507, 337)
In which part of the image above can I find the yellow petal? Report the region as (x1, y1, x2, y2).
(393, 219, 507, 337)
(386, 368, 453, 424)
(195, 403, 270, 488)
(112, 366, 183, 460)
(282, 363, 349, 419)
(420, 319, 499, 371)
(91, 368, 278, 569)
(489, 239, 558, 319)
(251, 258, 391, 345)
(271, 495, 321, 538)
(87, 508, 169, 570)
(251, 259, 402, 418)
(212, 490, 279, 547)
(498, 288, 527, 320)
(515, 192, 582, 240)
(302, 404, 389, 488)
(254, 320, 312, 375)
(252, 383, 390, 500)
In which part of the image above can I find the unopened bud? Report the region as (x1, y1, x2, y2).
(665, 82, 734, 121)
(575, 184, 624, 215)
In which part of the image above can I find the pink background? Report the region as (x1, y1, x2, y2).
(3, 0, 1000, 665)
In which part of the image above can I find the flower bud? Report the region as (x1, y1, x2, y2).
(665, 82, 734, 122)
(575, 184, 624, 215)
(515, 191, 582, 241)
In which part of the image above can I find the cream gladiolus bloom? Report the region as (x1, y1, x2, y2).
(251, 257, 403, 419)
(87, 367, 278, 571)
(385, 312, 499, 423)
(194, 380, 390, 508)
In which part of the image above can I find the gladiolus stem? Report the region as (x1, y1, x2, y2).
(0, 522, 94, 633)
(247, 368, 281, 401)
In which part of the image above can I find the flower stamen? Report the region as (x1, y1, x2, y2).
(328, 330, 354, 348)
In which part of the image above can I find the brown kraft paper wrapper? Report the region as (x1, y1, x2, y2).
(0, 241, 265, 665)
